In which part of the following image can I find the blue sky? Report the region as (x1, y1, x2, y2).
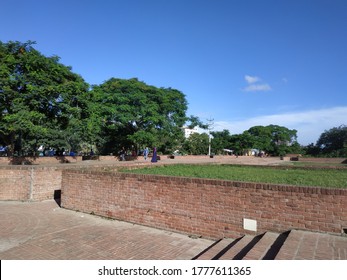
(1, 0, 346, 145)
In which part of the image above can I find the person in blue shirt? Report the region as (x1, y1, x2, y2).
(143, 147, 149, 160)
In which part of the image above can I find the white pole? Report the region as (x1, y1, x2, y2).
(208, 131, 211, 156)
(207, 117, 213, 156)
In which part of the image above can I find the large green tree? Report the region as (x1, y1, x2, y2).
(0, 41, 90, 155)
(245, 125, 299, 155)
(91, 78, 188, 154)
(247, 125, 299, 155)
(316, 125, 347, 157)
(211, 129, 232, 154)
(226, 125, 300, 156)
(229, 131, 254, 155)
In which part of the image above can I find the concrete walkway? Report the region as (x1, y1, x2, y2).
(0, 200, 213, 260)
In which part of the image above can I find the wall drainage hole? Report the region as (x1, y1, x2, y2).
(343, 228, 347, 235)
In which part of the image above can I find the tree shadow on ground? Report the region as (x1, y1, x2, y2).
(9, 156, 36, 165)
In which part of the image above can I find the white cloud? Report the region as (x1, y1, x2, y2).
(244, 83, 272, 92)
(245, 75, 261, 84)
(214, 106, 347, 145)
(243, 75, 272, 92)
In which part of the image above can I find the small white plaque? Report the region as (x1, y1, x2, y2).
(243, 218, 257, 231)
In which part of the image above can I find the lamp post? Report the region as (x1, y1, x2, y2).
(208, 131, 211, 156)
(207, 118, 214, 156)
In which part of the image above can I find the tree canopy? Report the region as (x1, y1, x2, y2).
(211, 130, 232, 154)
(0, 41, 90, 155)
(90, 78, 188, 154)
(246, 125, 299, 156)
(0, 41, 193, 156)
(315, 125, 347, 157)
(209, 125, 301, 156)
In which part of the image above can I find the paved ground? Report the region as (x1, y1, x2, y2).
(0, 200, 213, 260)
(1, 200, 347, 260)
(275, 230, 347, 260)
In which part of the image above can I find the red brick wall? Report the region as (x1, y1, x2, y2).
(30, 168, 63, 201)
(0, 167, 62, 201)
(0, 168, 31, 200)
(61, 170, 347, 239)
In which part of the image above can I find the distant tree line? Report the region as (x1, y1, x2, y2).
(0, 41, 345, 157)
(183, 125, 346, 157)
(183, 125, 301, 156)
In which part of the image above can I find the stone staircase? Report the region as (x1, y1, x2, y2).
(192, 230, 347, 260)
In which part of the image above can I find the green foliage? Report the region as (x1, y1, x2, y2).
(247, 125, 298, 155)
(186, 115, 208, 130)
(0, 40, 90, 155)
(90, 78, 188, 154)
(315, 125, 347, 157)
(226, 125, 300, 156)
(211, 130, 232, 154)
(0, 41, 191, 156)
(183, 133, 209, 155)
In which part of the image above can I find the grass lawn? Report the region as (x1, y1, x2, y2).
(121, 164, 347, 188)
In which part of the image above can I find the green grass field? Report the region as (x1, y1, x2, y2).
(121, 164, 347, 188)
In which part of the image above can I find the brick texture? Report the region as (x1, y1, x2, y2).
(61, 170, 347, 239)
(0, 168, 30, 200)
(0, 167, 62, 201)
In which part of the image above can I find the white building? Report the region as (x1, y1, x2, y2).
(183, 126, 199, 138)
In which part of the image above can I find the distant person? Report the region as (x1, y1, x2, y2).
(120, 147, 126, 161)
(151, 147, 157, 163)
(143, 147, 149, 160)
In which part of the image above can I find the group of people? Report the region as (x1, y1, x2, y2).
(119, 147, 157, 162)
(143, 147, 157, 162)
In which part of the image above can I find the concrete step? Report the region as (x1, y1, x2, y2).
(243, 232, 285, 260)
(218, 235, 256, 260)
(194, 238, 235, 260)
(193, 230, 347, 260)
(275, 230, 303, 260)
